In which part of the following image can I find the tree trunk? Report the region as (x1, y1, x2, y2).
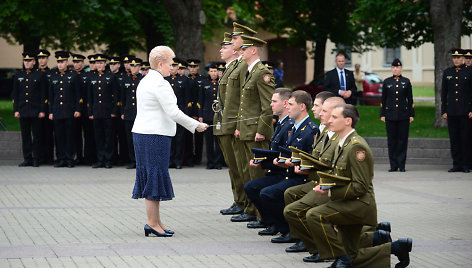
(313, 36, 327, 80)
(430, 0, 463, 127)
(162, 0, 204, 68)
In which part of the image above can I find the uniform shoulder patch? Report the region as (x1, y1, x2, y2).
(356, 151, 366, 162)
(351, 136, 359, 145)
(263, 74, 271, 84)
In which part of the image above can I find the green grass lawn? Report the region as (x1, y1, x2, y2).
(1, 99, 449, 138)
(0, 100, 19, 131)
(412, 86, 434, 97)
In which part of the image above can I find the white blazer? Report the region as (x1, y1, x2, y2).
(132, 69, 200, 136)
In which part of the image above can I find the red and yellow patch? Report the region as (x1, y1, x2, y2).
(356, 151, 366, 162)
(263, 74, 271, 83)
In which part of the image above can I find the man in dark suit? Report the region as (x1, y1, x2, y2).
(323, 53, 357, 105)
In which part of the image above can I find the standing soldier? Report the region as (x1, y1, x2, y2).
(37, 49, 55, 165)
(110, 56, 129, 166)
(178, 60, 195, 167)
(87, 54, 119, 169)
(188, 59, 205, 165)
(466, 49, 472, 169)
(121, 57, 143, 169)
(12, 52, 47, 167)
(141, 62, 150, 76)
(121, 55, 133, 76)
(217, 62, 225, 78)
(441, 49, 472, 173)
(166, 58, 189, 169)
(198, 62, 223, 169)
(380, 59, 414, 172)
(48, 51, 82, 168)
(214, 27, 255, 217)
(71, 53, 96, 165)
(231, 34, 275, 223)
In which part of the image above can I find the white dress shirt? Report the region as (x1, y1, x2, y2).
(132, 69, 200, 136)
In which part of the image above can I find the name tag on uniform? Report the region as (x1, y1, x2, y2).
(91, 80, 97, 84)
(52, 80, 58, 84)
(446, 76, 452, 80)
(18, 78, 24, 82)
(106, 77, 110, 80)
(204, 85, 210, 89)
(125, 83, 131, 87)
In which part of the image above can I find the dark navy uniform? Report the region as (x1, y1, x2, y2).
(380, 70, 414, 171)
(12, 54, 48, 166)
(121, 71, 142, 167)
(166, 72, 190, 168)
(188, 70, 205, 165)
(112, 70, 130, 166)
(245, 116, 318, 234)
(87, 64, 120, 167)
(38, 62, 55, 165)
(48, 65, 82, 166)
(198, 76, 223, 169)
(441, 50, 472, 172)
(72, 54, 97, 165)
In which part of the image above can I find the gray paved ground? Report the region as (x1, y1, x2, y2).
(0, 163, 471, 267)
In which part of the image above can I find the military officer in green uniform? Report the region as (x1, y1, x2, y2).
(214, 24, 257, 218)
(231, 34, 275, 222)
(306, 104, 412, 268)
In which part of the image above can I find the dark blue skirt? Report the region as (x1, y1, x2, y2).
(132, 133, 175, 201)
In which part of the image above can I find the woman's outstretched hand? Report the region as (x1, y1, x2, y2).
(196, 123, 208, 132)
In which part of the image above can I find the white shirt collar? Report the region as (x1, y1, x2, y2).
(336, 66, 345, 73)
(319, 124, 326, 133)
(338, 129, 355, 148)
(226, 57, 237, 68)
(327, 131, 335, 139)
(248, 59, 261, 72)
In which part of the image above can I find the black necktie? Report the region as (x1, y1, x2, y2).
(324, 135, 330, 147)
(274, 121, 281, 136)
(246, 71, 249, 79)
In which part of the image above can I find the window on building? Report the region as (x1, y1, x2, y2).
(384, 48, 401, 66)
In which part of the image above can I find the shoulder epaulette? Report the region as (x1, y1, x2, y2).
(351, 136, 360, 145)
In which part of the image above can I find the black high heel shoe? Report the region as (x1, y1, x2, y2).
(144, 224, 173, 237)
(164, 229, 175, 234)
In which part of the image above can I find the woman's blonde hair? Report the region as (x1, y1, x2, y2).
(149, 46, 175, 69)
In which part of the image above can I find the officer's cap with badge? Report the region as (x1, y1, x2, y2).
(54, 51, 70, 62)
(299, 151, 332, 171)
(71, 53, 86, 62)
(187, 59, 200, 67)
(178, 60, 188, 69)
(87, 54, 96, 63)
(251, 148, 280, 169)
(121, 54, 134, 63)
(109, 56, 121, 64)
(171, 58, 180, 67)
(94, 54, 108, 62)
(262, 61, 275, 70)
(221, 32, 232, 45)
(129, 57, 143, 66)
(232, 22, 257, 36)
(450, 48, 464, 57)
(240, 35, 267, 49)
(391, 58, 402, 67)
(37, 49, 50, 58)
(22, 52, 36, 61)
(463, 49, 472, 58)
(278, 146, 292, 163)
(217, 62, 225, 71)
(141, 61, 151, 70)
(206, 62, 218, 70)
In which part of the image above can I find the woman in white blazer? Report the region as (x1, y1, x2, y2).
(131, 46, 207, 237)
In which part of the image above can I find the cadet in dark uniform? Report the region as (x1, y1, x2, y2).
(48, 51, 82, 168)
(262, 61, 284, 88)
(441, 49, 472, 173)
(110, 56, 130, 166)
(464, 49, 472, 169)
(380, 59, 414, 172)
(71, 53, 96, 165)
(245, 91, 318, 242)
(141, 62, 150, 76)
(178, 60, 195, 166)
(217, 62, 225, 78)
(121, 57, 143, 169)
(87, 54, 119, 169)
(37, 49, 55, 165)
(121, 55, 133, 76)
(166, 59, 191, 169)
(188, 59, 205, 165)
(198, 62, 224, 169)
(12, 52, 48, 167)
(87, 54, 97, 74)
